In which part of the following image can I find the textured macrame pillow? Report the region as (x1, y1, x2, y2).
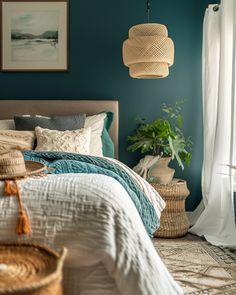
(35, 127, 91, 155)
(0, 130, 35, 151)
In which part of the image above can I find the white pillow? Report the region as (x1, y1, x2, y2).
(35, 126, 91, 155)
(0, 120, 15, 130)
(0, 130, 35, 151)
(85, 113, 106, 157)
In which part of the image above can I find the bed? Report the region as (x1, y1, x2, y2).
(0, 100, 183, 295)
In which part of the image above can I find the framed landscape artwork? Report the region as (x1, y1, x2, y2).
(1, 0, 68, 71)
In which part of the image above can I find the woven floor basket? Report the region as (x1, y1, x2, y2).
(0, 243, 67, 295)
(150, 179, 190, 238)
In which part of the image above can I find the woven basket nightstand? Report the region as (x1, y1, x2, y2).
(0, 243, 67, 295)
(150, 179, 190, 238)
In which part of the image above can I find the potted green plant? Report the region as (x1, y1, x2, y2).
(128, 101, 192, 184)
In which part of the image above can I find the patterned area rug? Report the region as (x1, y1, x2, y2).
(153, 234, 236, 294)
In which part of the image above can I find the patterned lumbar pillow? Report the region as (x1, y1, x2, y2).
(0, 130, 35, 151)
(35, 126, 91, 154)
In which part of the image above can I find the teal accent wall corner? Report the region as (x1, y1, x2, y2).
(0, 0, 217, 211)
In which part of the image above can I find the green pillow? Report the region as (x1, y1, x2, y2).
(102, 112, 115, 158)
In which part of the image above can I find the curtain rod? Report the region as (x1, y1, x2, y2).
(213, 4, 219, 11)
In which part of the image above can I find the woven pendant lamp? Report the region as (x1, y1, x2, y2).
(122, 1, 174, 79)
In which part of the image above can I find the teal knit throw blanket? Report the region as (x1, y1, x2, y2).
(23, 151, 159, 236)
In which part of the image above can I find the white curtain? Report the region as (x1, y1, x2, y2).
(189, 0, 236, 247)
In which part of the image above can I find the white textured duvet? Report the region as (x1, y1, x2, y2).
(0, 173, 183, 295)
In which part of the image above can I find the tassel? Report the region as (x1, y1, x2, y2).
(17, 210, 31, 235)
(4, 179, 31, 236)
(4, 180, 18, 196)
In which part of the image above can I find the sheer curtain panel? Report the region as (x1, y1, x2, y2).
(189, 0, 236, 247)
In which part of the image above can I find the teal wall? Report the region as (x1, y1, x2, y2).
(0, 0, 216, 210)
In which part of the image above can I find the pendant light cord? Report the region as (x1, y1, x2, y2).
(146, 0, 151, 23)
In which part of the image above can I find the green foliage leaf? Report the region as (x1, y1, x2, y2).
(127, 100, 193, 169)
(176, 115, 183, 128)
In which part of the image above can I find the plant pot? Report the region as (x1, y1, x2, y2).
(148, 156, 175, 185)
(133, 155, 160, 180)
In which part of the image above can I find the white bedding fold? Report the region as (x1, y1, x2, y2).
(105, 157, 166, 219)
(0, 173, 182, 295)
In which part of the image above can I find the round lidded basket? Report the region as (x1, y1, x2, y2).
(150, 179, 190, 238)
(0, 243, 67, 295)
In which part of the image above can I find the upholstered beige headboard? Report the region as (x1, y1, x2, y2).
(0, 100, 119, 158)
